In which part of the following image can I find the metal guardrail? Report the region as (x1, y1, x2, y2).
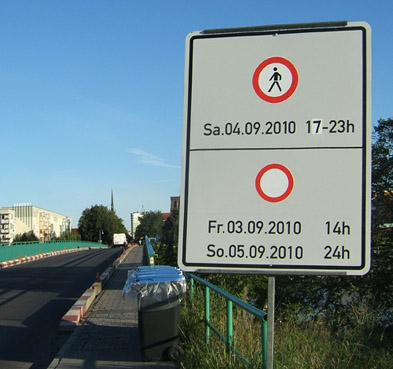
(188, 273, 268, 369)
(139, 238, 266, 367)
(1, 240, 93, 246)
(144, 236, 156, 266)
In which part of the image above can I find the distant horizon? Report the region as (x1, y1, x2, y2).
(1, 198, 178, 231)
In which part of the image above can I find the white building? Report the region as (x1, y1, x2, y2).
(130, 212, 143, 238)
(0, 208, 16, 245)
(0, 204, 72, 244)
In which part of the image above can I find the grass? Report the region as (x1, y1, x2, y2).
(274, 308, 393, 369)
(179, 283, 266, 369)
(179, 283, 393, 369)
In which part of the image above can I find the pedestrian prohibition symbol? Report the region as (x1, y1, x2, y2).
(252, 56, 298, 103)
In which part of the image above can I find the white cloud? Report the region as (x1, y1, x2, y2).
(127, 148, 180, 169)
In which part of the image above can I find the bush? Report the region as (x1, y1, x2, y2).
(13, 231, 39, 242)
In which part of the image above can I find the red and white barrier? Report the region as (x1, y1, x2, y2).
(58, 246, 133, 332)
(58, 282, 102, 332)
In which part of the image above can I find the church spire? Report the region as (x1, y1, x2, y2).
(111, 189, 115, 212)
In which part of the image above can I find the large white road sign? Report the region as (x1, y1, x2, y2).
(178, 22, 371, 275)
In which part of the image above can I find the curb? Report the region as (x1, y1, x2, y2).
(58, 246, 135, 332)
(58, 282, 102, 332)
(0, 247, 92, 269)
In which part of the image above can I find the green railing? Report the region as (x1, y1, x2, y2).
(0, 240, 107, 262)
(139, 238, 267, 367)
(188, 273, 268, 369)
(144, 236, 156, 266)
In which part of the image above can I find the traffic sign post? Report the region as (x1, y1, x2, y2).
(179, 21, 371, 276)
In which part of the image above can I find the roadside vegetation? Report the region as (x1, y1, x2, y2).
(78, 204, 128, 245)
(12, 230, 39, 242)
(179, 282, 393, 369)
(138, 118, 393, 368)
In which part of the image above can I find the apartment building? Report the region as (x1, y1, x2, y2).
(0, 209, 16, 245)
(0, 204, 72, 244)
(130, 212, 143, 238)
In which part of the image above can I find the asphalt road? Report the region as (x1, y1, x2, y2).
(0, 247, 122, 369)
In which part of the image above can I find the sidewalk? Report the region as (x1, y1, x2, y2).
(48, 246, 178, 369)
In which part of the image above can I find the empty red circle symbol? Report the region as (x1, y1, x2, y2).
(252, 57, 298, 103)
(255, 163, 294, 202)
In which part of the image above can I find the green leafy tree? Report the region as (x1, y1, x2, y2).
(13, 231, 39, 242)
(78, 205, 128, 246)
(134, 211, 164, 240)
(366, 117, 393, 313)
(372, 118, 393, 194)
(275, 117, 393, 326)
(59, 230, 81, 241)
(159, 209, 179, 266)
(372, 117, 393, 227)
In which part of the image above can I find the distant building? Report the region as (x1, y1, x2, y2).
(0, 203, 72, 244)
(130, 212, 143, 238)
(162, 212, 171, 221)
(171, 196, 180, 212)
(129, 196, 180, 239)
(0, 208, 16, 245)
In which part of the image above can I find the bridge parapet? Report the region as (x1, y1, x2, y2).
(0, 240, 107, 263)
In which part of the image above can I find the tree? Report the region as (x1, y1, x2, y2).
(58, 230, 81, 241)
(78, 205, 128, 246)
(366, 117, 393, 311)
(273, 117, 393, 326)
(134, 211, 164, 240)
(372, 117, 393, 194)
(13, 231, 39, 243)
(158, 209, 179, 266)
(372, 118, 393, 227)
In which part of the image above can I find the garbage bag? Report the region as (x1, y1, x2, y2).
(122, 266, 186, 311)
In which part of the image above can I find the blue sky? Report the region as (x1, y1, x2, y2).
(1, 0, 392, 229)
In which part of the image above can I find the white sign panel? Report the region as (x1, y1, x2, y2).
(179, 22, 371, 275)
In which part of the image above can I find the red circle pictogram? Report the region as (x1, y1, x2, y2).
(255, 163, 294, 202)
(252, 57, 298, 103)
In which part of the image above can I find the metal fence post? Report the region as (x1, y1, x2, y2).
(205, 286, 210, 344)
(262, 315, 268, 369)
(267, 277, 275, 369)
(189, 273, 267, 367)
(190, 276, 194, 300)
(227, 299, 234, 349)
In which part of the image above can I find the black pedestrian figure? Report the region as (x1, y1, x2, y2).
(268, 67, 282, 92)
